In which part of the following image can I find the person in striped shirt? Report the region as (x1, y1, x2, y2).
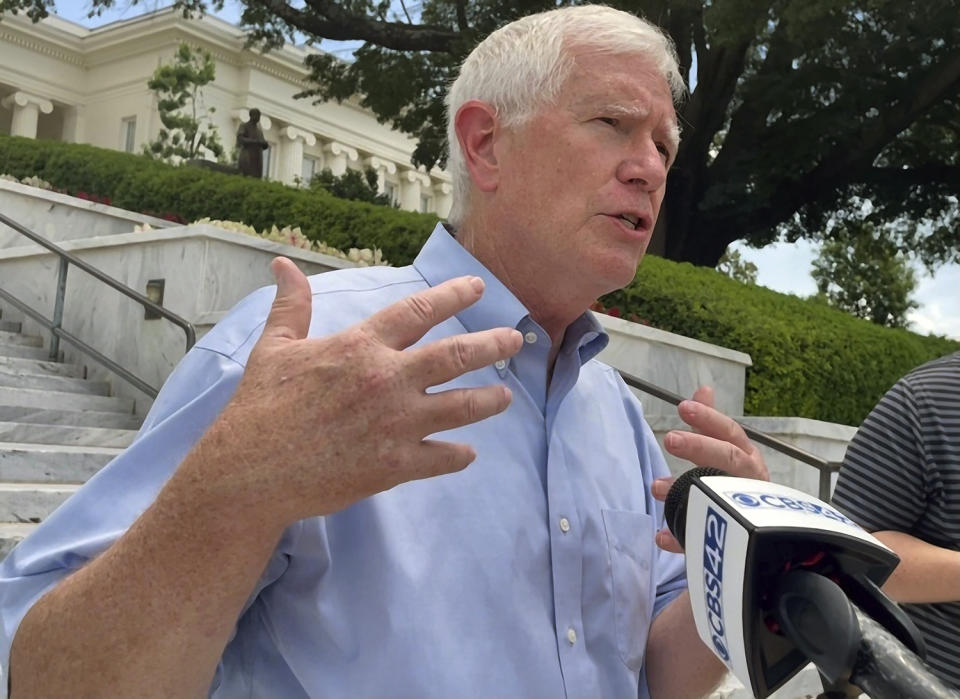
(832, 351, 960, 688)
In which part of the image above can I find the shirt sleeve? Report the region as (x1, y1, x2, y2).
(637, 416, 688, 617)
(831, 378, 928, 532)
(0, 344, 257, 689)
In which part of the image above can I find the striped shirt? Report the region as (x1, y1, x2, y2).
(832, 351, 960, 688)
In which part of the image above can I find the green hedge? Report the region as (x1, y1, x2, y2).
(1, 135, 956, 425)
(0, 135, 438, 265)
(600, 258, 958, 425)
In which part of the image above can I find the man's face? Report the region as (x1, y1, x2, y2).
(493, 51, 677, 300)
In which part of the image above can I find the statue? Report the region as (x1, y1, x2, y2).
(236, 108, 268, 178)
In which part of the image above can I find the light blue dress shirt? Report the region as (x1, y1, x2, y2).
(0, 225, 686, 698)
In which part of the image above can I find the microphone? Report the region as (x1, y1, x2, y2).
(665, 467, 958, 699)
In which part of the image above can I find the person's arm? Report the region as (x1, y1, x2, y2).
(9, 259, 521, 698)
(872, 530, 960, 603)
(644, 591, 727, 698)
(646, 386, 769, 697)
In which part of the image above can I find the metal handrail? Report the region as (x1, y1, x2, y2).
(0, 212, 196, 399)
(618, 370, 841, 502)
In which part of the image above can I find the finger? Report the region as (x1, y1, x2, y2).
(409, 439, 478, 480)
(418, 385, 513, 435)
(691, 385, 715, 409)
(663, 430, 760, 478)
(655, 528, 684, 553)
(677, 399, 753, 455)
(651, 476, 675, 501)
(261, 257, 313, 342)
(409, 328, 522, 388)
(364, 277, 485, 350)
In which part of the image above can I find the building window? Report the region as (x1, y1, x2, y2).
(384, 181, 398, 205)
(121, 116, 136, 153)
(301, 156, 318, 184)
(420, 194, 433, 213)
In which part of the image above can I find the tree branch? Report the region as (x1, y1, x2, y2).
(859, 163, 960, 189)
(251, 0, 461, 52)
(398, 0, 412, 24)
(455, 0, 468, 34)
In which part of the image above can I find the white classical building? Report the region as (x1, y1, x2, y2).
(0, 8, 452, 216)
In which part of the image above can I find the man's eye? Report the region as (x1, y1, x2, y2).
(597, 117, 618, 127)
(656, 143, 671, 161)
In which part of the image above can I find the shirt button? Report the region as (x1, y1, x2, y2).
(494, 360, 506, 370)
(559, 517, 570, 533)
(524, 331, 538, 344)
(566, 627, 577, 645)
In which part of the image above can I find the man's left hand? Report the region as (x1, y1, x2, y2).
(652, 385, 768, 552)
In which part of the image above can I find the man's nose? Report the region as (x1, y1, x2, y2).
(616, 141, 667, 191)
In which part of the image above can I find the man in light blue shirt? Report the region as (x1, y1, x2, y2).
(2, 6, 769, 697)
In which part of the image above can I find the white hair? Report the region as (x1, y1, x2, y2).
(444, 5, 685, 227)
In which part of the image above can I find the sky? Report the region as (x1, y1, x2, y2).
(47, 0, 960, 341)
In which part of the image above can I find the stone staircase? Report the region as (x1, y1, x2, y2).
(0, 308, 141, 557)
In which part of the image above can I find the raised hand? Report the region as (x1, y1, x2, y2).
(212, 257, 523, 527)
(651, 386, 768, 552)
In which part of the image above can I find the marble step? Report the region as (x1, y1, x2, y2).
(0, 442, 121, 483)
(0, 342, 49, 360)
(0, 320, 21, 333)
(0, 522, 37, 558)
(0, 385, 133, 413)
(0, 367, 109, 395)
(0, 483, 79, 523)
(0, 330, 41, 347)
(0, 355, 83, 378)
(0, 405, 141, 429)
(0, 422, 135, 448)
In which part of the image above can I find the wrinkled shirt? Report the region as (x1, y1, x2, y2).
(0, 224, 686, 698)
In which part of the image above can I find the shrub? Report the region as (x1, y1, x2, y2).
(2, 134, 955, 424)
(0, 135, 436, 265)
(600, 257, 958, 425)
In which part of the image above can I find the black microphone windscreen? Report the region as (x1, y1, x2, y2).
(664, 466, 725, 547)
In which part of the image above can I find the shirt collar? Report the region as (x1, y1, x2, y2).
(413, 223, 608, 361)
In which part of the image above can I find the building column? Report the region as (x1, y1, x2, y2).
(322, 141, 359, 176)
(61, 104, 86, 143)
(364, 156, 397, 193)
(277, 126, 317, 185)
(399, 169, 431, 211)
(433, 181, 453, 218)
(2, 92, 53, 139)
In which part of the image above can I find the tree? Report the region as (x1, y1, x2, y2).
(7, 1, 957, 268)
(717, 248, 758, 285)
(308, 166, 392, 206)
(810, 221, 918, 328)
(145, 43, 224, 163)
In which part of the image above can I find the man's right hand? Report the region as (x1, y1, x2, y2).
(210, 257, 522, 526)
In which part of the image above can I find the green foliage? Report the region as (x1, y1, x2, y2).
(308, 167, 392, 206)
(145, 43, 224, 163)
(1, 133, 955, 426)
(717, 248, 759, 285)
(811, 221, 918, 328)
(0, 134, 435, 264)
(599, 257, 957, 426)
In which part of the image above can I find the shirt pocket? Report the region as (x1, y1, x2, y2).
(601, 508, 656, 671)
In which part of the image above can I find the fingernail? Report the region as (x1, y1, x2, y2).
(679, 400, 697, 417)
(469, 276, 484, 293)
(665, 432, 683, 449)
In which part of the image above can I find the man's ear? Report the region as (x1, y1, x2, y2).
(455, 100, 500, 193)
